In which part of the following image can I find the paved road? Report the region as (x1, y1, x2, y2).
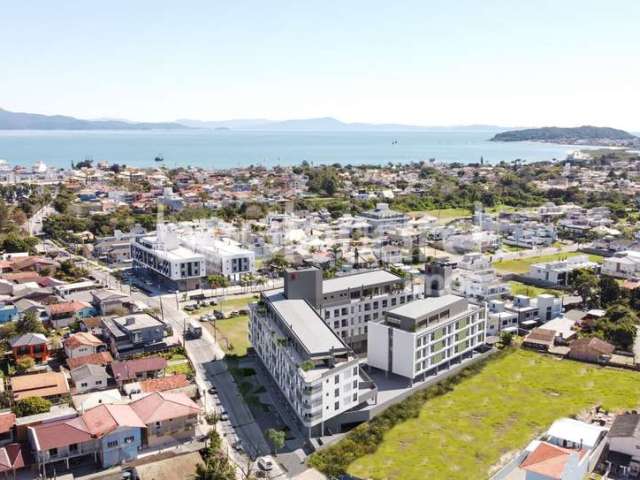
(23, 204, 55, 236)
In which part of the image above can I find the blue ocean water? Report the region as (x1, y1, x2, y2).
(0, 129, 594, 170)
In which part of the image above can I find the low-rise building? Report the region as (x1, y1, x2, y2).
(70, 364, 110, 394)
(111, 356, 167, 386)
(63, 332, 105, 359)
(130, 392, 200, 448)
(526, 255, 599, 286)
(181, 234, 256, 282)
(10, 333, 49, 363)
(602, 250, 640, 279)
(495, 418, 607, 480)
(608, 413, 640, 477)
(102, 313, 168, 358)
(10, 371, 70, 402)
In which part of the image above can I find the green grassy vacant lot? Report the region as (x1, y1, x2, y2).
(492, 252, 603, 274)
(507, 281, 563, 297)
(208, 315, 250, 357)
(346, 349, 640, 480)
(409, 208, 471, 220)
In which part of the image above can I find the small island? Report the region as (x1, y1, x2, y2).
(490, 125, 639, 147)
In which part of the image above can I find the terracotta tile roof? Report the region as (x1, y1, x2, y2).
(130, 392, 200, 424)
(29, 417, 92, 450)
(11, 256, 57, 271)
(521, 442, 585, 480)
(81, 317, 104, 329)
(48, 300, 90, 316)
(10, 371, 70, 401)
(525, 328, 556, 344)
(0, 413, 16, 434)
(0, 272, 41, 283)
(63, 332, 103, 349)
(138, 374, 190, 393)
(82, 404, 146, 436)
(569, 337, 615, 356)
(67, 351, 113, 369)
(0, 443, 25, 472)
(111, 357, 167, 382)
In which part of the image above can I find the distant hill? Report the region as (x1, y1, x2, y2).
(0, 108, 190, 130)
(491, 126, 638, 145)
(178, 116, 510, 132)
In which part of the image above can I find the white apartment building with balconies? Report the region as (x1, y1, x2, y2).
(249, 289, 376, 437)
(131, 224, 206, 291)
(367, 294, 486, 383)
(282, 268, 418, 353)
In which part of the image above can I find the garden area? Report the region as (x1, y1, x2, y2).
(310, 348, 640, 480)
(492, 252, 603, 274)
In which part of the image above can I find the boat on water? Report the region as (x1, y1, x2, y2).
(154, 155, 164, 162)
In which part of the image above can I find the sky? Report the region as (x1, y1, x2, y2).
(1, 0, 640, 129)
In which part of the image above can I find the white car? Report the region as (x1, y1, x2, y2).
(257, 457, 273, 471)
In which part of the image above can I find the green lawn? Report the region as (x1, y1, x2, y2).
(205, 315, 250, 357)
(190, 294, 256, 316)
(492, 252, 603, 274)
(346, 349, 640, 480)
(165, 361, 194, 376)
(507, 281, 563, 297)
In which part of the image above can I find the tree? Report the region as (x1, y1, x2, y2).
(13, 396, 52, 417)
(330, 244, 342, 268)
(195, 430, 236, 480)
(599, 276, 622, 307)
(266, 428, 286, 455)
(570, 268, 600, 308)
(1, 233, 38, 254)
(16, 356, 35, 373)
(207, 274, 229, 289)
(594, 305, 638, 351)
(16, 310, 45, 335)
(500, 331, 513, 347)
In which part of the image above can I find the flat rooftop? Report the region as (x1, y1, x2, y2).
(387, 294, 466, 321)
(264, 289, 346, 356)
(322, 270, 401, 294)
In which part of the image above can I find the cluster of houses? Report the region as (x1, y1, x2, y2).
(0, 251, 203, 476)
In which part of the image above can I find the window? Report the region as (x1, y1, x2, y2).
(107, 440, 118, 448)
(334, 401, 340, 410)
(124, 436, 135, 444)
(81, 382, 88, 388)
(334, 375, 340, 384)
(69, 443, 78, 452)
(49, 448, 58, 456)
(335, 388, 340, 397)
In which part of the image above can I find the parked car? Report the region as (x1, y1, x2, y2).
(257, 457, 273, 471)
(213, 310, 224, 319)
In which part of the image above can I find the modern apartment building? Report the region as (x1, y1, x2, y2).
(283, 268, 417, 353)
(367, 294, 486, 383)
(249, 289, 376, 437)
(358, 203, 409, 235)
(181, 235, 255, 281)
(131, 224, 206, 291)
